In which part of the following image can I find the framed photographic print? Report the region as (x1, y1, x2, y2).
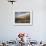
(15, 10, 32, 26)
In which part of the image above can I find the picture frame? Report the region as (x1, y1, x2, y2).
(14, 10, 32, 26)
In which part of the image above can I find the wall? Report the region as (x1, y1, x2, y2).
(0, 0, 46, 42)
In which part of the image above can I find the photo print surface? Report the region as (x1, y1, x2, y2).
(15, 11, 32, 25)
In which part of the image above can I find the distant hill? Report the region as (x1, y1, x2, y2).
(15, 15, 30, 23)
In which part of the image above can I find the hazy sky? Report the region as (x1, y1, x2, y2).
(15, 12, 29, 16)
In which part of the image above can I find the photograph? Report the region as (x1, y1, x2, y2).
(15, 11, 32, 25)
